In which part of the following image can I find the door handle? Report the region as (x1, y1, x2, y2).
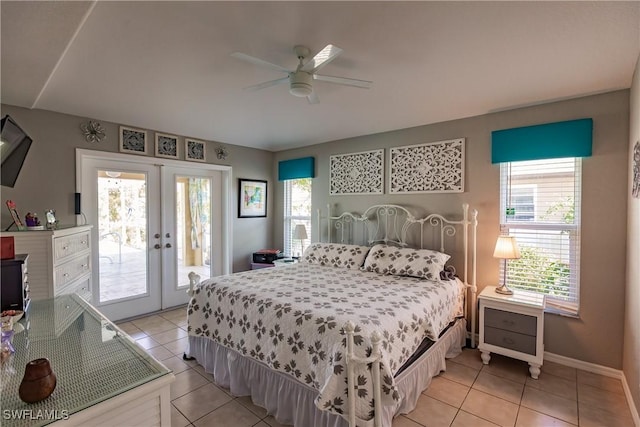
(165, 243, 172, 248)
(154, 244, 162, 249)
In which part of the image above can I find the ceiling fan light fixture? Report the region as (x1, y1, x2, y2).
(289, 71, 313, 97)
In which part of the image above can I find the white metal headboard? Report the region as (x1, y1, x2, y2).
(317, 203, 478, 347)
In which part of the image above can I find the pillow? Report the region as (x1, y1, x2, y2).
(362, 244, 451, 280)
(299, 243, 370, 269)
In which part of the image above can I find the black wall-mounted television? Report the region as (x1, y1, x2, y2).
(1, 115, 33, 188)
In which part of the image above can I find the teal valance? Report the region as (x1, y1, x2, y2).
(491, 118, 593, 163)
(278, 156, 315, 181)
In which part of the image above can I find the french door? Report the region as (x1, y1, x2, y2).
(77, 150, 231, 321)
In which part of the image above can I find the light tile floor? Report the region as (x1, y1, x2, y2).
(117, 308, 635, 427)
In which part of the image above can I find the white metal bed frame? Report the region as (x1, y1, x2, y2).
(188, 203, 478, 427)
(320, 203, 478, 427)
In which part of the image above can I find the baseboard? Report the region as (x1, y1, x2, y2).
(545, 351, 640, 427)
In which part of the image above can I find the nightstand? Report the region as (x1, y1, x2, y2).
(478, 286, 545, 379)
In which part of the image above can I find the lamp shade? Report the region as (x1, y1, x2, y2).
(493, 235, 520, 259)
(293, 224, 308, 240)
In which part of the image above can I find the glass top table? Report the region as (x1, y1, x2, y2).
(1, 294, 172, 427)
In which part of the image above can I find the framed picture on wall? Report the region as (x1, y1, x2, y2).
(186, 138, 206, 162)
(238, 179, 267, 218)
(119, 126, 148, 155)
(155, 133, 179, 159)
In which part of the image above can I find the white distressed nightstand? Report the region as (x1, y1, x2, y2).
(478, 286, 545, 379)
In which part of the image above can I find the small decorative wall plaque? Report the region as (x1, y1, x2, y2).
(389, 138, 465, 193)
(186, 139, 206, 162)
(329, 149, 384, 195)
(155, 133, 179, 159)
(215, 145, 228, 160)
(119, 126, 148, 155)
(80, 121, 106, 143)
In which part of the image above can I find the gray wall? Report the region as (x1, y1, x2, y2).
(624, 54, 640, 416)
(274, 90, 630, 370)
(0, 104, 275, 273)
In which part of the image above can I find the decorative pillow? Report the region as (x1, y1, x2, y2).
(299, 243, 370, 269)
(362, 244, 451, 280)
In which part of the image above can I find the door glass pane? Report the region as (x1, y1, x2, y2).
(98, 170, 148, 303)
(176, 176, 211, 285)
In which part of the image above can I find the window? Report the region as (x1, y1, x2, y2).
(284, 178, 312, 257)
(500, 158, 581, 314)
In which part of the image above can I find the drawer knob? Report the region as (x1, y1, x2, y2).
(63, 273, 69, 277)
(503, 337, 516, 345)
(62, 246, 69, 250)
(502, 320, 515, 326)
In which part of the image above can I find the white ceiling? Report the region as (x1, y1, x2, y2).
(2, 1, 639, 152)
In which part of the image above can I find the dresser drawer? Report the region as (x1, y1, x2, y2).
(54, 231, 91, 263)
(55, 254, 91, 287)
(484, 326, 536, 355)
(56, 277, 92, 302)
(484, 307, 537, 336)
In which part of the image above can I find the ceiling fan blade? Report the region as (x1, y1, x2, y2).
(307, 91, 319, 104)
(231, 52, 290, 74)
(301, 44, 343, 73)
(314, 74, 372, 89)
(244, 77, 289, 91)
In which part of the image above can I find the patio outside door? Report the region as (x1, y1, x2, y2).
(78, 151, 230, 321)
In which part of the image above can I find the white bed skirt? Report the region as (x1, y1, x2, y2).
(186, 318, 466, 427)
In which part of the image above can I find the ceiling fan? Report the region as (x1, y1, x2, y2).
(231, 44, 372, 104)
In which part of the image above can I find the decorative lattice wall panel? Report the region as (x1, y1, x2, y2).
(389, 138, 465, 193)
(330, 149, 384, 195)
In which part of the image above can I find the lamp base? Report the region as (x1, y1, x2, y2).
(495, 284, 514, 295)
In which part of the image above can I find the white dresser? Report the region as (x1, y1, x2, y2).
(1, 225, 93, 303)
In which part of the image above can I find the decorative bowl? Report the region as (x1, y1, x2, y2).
(1, 309, 24, 324)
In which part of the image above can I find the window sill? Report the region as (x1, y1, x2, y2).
(544, 305, 580, 319)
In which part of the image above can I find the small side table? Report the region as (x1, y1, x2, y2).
(478, 286, 545, 379)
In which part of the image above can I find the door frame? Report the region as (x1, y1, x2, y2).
(75, 148, 233, 304)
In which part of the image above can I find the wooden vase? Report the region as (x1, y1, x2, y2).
(19, 358, 57, 403)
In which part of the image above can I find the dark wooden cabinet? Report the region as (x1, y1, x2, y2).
(1, 253, 30, 312)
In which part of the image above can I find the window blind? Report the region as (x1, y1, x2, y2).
(283, 178, 312, 257)
(499, 158, 582, 314)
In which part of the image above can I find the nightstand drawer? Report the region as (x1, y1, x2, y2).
(484, 307, 537, 336)
(485, 326, 536, 355)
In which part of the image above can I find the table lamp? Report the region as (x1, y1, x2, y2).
(493, 235, 521, 295)
(293, 224, 308, 258)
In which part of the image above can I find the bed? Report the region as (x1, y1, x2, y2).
(186, 204, 478, 427)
